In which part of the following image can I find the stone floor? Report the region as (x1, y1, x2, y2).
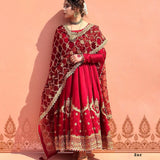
(0, 152, 160, 160)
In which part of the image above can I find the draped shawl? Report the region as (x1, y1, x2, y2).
(38, 23, 112, 158)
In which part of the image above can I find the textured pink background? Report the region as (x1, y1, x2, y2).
(0, 0, 160, 152)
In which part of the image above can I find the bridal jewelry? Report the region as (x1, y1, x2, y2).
(64, 23, 93, 42)
(68, 19, 83, 41)
(74, 11, 78, 18)
(70, 18, 83, 25)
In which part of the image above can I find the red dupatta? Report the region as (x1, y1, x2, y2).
(38, 23, 112, 158)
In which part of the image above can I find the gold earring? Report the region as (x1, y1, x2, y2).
(74, 11, 78, 17)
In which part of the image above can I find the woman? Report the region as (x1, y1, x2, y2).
(38, 0, 113, 160)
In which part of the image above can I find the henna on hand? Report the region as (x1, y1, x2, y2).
(70, 54, 83, 64)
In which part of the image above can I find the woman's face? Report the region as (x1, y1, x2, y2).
(63, 0, 75, 19)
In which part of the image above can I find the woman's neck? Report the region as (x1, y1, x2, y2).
(69, 15, 82, 25)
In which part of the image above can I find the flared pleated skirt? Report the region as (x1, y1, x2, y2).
(49, 64, 111, 151)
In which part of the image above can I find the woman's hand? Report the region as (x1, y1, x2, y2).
(70, 54, 83, 64)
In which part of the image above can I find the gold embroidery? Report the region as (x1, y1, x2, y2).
(70, 97, 89, 113)
(82, 97, 90, 113)
(63, 23, 94, 42)
(54, 130, 113, 151)
(66, 98, 70, 106)
(39, 96, 113, 151)
(39, 62, 82, 121)
(72, 104, 80, 113)
(71, 97, 99, 116)
(57, 97, 101, 119)
(55, 131, 102, 151)
(102, 130, 113, 150)
(65, 97, 70, 117)
(60, 105, 65, 113)
(101, 102, 112, 119)
(90, 39, 107, 54)
(80, 40, 85, 44)
(89, 98, 100, 117)
(54, 110, 58, 115)
(39, 29, 109, 121)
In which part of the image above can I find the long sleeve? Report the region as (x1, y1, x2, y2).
(83, 48, 106, 64)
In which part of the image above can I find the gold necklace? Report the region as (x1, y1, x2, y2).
(70, 18, 83, 25)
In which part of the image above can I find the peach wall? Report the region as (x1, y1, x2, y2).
(0, 0, 160, 152)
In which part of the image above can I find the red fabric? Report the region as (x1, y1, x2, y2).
(83, 49, 106, 64)
(38, 24, 112, 158)
(51, 48, 111, 150)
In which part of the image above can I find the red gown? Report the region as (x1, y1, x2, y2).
(38, 24, 113, 158)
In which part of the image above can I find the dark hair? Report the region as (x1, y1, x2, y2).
(67, 0, 85, 17)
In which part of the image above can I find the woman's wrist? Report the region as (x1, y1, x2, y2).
(80, 54, 85, 63)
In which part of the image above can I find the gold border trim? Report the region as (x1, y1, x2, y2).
(63, 23, 94, 41)
(54, 130, 113, 151)
(54, 130, 103, 151)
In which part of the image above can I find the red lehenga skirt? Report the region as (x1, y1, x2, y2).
(47, 62, 111, 151)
